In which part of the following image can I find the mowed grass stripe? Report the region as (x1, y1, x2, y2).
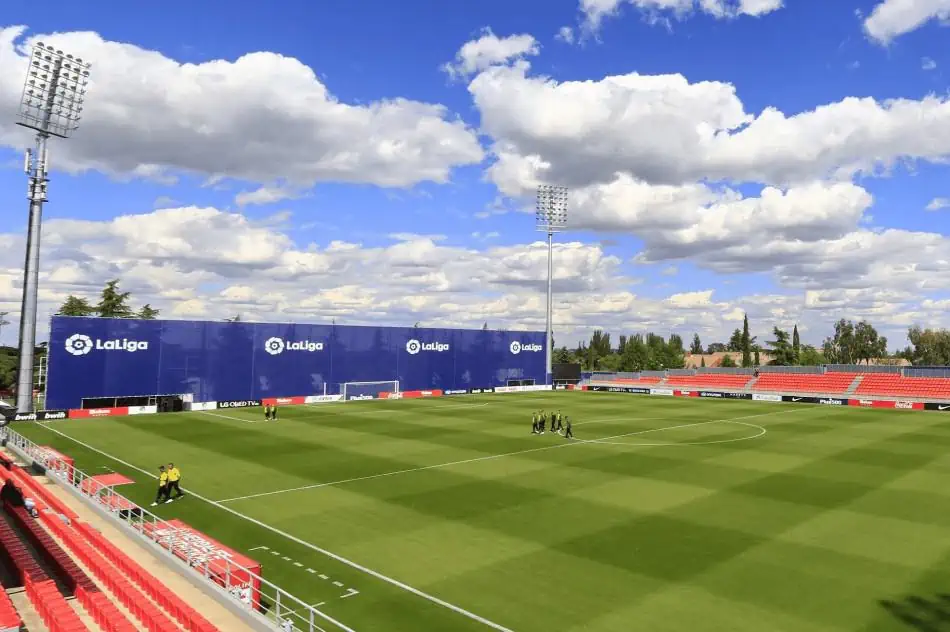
(18, 393, 950, 631)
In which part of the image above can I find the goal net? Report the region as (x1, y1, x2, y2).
(341, 380, 400, 401)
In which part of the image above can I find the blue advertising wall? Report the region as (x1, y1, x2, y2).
(46, 317, 547, 409)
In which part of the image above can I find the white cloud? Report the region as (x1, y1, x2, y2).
(556, 26, 576, 44)
(579, 0, 783, 34)
(471, 63, 950, 190)
(926, 197, 950, 210)
(235, 185, 303, 207)
(441, 29, 540, 79)
(1, 205, 944, 352)
(864, 0, 950, 43)
(0, 26, 484, 189)
(922, 56, 938, 70)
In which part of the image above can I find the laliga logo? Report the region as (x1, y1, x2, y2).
(264, 337, 324, 355)
(406, 339, 449, 354)
(509, 341, 543, 354)
(65, 333, 148, 356)
(65, 334, 93, 356)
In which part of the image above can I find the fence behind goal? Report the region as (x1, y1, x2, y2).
(46, 317, 546, 410)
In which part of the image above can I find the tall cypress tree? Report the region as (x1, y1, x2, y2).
(741, 313, 752, 368)
(792, 325, 801, 364)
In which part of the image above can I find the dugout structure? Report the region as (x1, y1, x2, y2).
(46, 316, 546, 410)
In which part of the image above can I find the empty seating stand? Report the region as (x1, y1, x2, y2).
(599, 377, 662, 386)
(0, 587, 19, 632)
(855, 375, 950, 399)
(2, 463, 219, 632)
(753, 372, 857, 394)
(0, 508, 88, 632)
(665, 374, 753, 389)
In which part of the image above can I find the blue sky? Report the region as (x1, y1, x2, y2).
(1, 0, 949, 350)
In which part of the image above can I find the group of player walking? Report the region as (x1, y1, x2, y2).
(532, 410, 573, 438)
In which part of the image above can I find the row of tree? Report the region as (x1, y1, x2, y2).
(556, 316, 898, 372)
(56, 280, 160, 320)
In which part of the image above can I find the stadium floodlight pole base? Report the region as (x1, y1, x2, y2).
(341, 380, 400, 401)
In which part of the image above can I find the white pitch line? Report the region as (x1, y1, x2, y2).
(589, 420, 767, 447)
(198, 410, 260, 423)
(216, 410, 796, 504)
(34, 424, 517, 632)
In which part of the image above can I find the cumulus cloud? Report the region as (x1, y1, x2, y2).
(471, 63, 950, 190)
(579, 0, 783, 34)
(1, 206, 945, 352)
(0, 25, 484, 188)
(441, 29, 540, 79)
(864, 0, 950, 44)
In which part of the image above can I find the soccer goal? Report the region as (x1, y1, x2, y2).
(341, 380, 400, 401)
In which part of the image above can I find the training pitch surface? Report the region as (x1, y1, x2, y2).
(17, 392, 950, 631)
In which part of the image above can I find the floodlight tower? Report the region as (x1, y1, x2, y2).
(536, 184, 568, 386)
(14, 42, 91, 413)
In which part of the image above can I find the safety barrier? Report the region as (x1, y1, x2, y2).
(1, 427, 350, 632)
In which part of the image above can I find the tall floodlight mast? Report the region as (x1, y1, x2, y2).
(535, 184, 569, 386)
(14, 42, 91, 413)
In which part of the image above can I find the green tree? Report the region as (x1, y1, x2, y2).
(706, 342, 727, 353)
(792, 325, 801, 364)
(619, 335, 648, 371)
(700, 356, 706, 368)
(690, 333, 703, 355)
(767, 327, 794, 365)
(798, 345, 825, 366)
(906, 326, 950, 365)
(225, 314, 242, 322)
(618, 335, 627, 356)
(96, 280, 133, 318)
(854, 320, 886, 364)
(137, 304, 160, 320)
(727, 329, 743, 352)
(822, 319, 885, 364)
(720, 354, 737, 368)
(57, 295, 95, 317)
(754, 349, 760, 366)
(665, 333, 686, 369)
(482, 322, 488, 330)
(741, 314, 752, 368)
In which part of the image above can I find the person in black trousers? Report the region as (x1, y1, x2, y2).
(152, 465, 169, 506)
(565, 417, 573, 439)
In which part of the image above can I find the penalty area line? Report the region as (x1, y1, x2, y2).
(33, 422, 516, 632)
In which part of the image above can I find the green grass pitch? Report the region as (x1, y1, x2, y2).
(15, 392, 950, 631)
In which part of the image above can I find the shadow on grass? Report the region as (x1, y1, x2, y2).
(879, 594, 950, 631)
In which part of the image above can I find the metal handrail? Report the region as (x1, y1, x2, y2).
(1, 426, 351, 632)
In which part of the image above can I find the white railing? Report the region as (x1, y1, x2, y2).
(1, 426, 352, 632)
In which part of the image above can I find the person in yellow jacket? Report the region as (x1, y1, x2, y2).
(152, 465, 169, 506)
(166, 462, 183, 502)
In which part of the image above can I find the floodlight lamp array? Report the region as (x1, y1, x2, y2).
(18, 42, 91, 138)
(536, 184, 569, 233)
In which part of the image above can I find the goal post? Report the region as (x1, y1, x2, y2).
(341, 380, 400, 401)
